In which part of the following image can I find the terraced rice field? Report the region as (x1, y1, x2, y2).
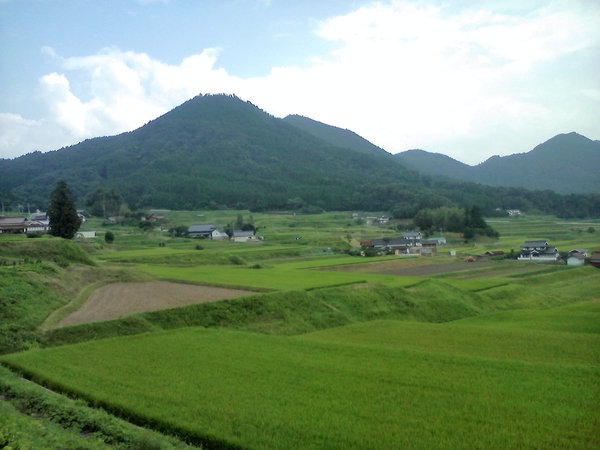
(58, 281, 255, 327)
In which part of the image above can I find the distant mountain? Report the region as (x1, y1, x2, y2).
(1, 95, 597, 218)
(0, 95, 420, 211)
(395, 150, 473, 181)
(396, 132, 600, 194)
(282, 115, 389, 157)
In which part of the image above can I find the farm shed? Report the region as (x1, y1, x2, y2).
(567, 254, 585, 266)
(232, 230, 257, 243)
(76, 231, 97, 239)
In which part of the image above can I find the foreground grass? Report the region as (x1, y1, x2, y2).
(0, 366, 193, 449)
(3, 301, 598, 449)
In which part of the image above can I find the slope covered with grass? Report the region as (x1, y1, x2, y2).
(3, 299, 598, 449)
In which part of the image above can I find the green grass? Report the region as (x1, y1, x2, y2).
(0, 365, 192, 449)
(2, 212, 600, 449)
(4, 302, 598, 449)
(0, 261, 148, 353)
(0, 236, 95, 266)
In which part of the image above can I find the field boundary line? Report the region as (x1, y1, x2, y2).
(304, 280, 367, 291)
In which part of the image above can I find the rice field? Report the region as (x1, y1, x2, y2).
(2, 212, 600, 449)
(3, 298, 598, 450)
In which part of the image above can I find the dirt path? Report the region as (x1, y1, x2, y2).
(58, 281, 255, 327)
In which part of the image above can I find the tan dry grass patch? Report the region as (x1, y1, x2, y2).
(58, 281, 254, 327)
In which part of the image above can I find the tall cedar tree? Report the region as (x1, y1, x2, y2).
(48, 180, 81, 239)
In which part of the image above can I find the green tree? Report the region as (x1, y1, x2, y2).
(235, 213, 244, 230)
(104, 231, 114, 243)
(85, 188, 122, 218)
(48, 180, 81, 239)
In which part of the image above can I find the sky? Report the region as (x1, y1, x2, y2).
(0, 0, 599, 164)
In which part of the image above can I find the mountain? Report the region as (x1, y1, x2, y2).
(1, 95, 597, 218)
(0, 95, 420, 211)
(282, 115, 389, 157)
(395, 150, 473, 181)
(395, 132, 600, 194)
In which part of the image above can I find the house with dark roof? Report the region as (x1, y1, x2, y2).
(402, 231, 422, 242)
(517, 240, 559, 262)
(0, 217, 28, 233)
(0, 216, 49, 234)
(188, 223, 220, 239)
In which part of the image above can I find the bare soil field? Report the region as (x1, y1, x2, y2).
(58, 281, 255, 327)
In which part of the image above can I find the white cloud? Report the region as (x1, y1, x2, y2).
(1, 1, 598, 163)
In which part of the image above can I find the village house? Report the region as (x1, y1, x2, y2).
(232, 230, 257, 243)
(567, 253, 586, 266)
(187, 224, 228, 240)
(0, 217, 28, 233)
(402, 231, 422, 243)
(0, 216, 50, 234)
(361, 234, 435, 256)
(517, 240, 559, 262)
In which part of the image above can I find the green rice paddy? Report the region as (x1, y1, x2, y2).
(3, 299, 598, 449)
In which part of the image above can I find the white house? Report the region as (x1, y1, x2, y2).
(75, 231, 97, 239)
(517, 240, 559, 262)
(210, 228, 229, 241)
(402, 231, 422, 243)
(567, 254, 585, 266)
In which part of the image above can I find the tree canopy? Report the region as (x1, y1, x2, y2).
(48, 180, 81, 239)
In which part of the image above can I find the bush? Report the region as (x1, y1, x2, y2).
(104, 231, 115, 244)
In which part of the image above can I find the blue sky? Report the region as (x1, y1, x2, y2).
(1, 0, 599, 164)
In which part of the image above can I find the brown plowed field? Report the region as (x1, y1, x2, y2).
(58, 281, 255, 327)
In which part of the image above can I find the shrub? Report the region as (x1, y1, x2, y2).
(104, 231, 115, 244)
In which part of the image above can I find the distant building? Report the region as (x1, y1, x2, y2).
(589, 252, 600, 268)
(232, 230, 257, 243)
(188, 223, 217, 238)
(427, 236, 446, 245)
(507, 209, 522, 216)
(517, 240, 559, 262)
(402, 231, 422, 242)
(567, 254, 585, 266)
(0, 216, 49, 234)
(75, 231, 97, 239)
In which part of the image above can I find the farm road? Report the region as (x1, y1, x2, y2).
(58, 281, 254, 327)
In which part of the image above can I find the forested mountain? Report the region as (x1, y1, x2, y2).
(0, 95, 598, 218)
(0, 94, 420, 211)
(282, 115, 389, 157)
(395, 150, 472, 180)
(396, 133, 600, 194)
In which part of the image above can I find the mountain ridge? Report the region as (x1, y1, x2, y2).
(0, 95, 597, 218)
(395, 132, 600, 194)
